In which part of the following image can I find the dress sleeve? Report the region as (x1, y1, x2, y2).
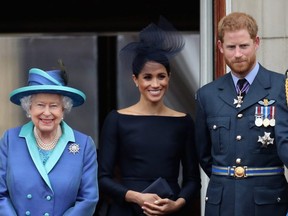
(178, 114, 201, 203)
(98, 110, 129, 203)
(0, 131, 18, 215)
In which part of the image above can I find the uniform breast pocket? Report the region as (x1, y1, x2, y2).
(207, 116, 230, 154)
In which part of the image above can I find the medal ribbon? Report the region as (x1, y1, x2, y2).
(271, 106, 275, 119)
(264, 106, 269, 119)
(255, 106, 262, 117)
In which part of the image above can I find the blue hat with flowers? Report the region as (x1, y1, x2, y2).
(9, 67, 86, 107)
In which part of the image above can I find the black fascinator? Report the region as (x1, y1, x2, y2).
(58, 59, 68, 85)
(120, 16, 185, 76)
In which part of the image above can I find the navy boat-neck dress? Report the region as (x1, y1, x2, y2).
(98, 110, 201, 216)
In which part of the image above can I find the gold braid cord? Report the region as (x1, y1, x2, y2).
(286, 71, 288, 106)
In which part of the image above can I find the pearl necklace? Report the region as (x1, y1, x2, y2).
(34, 126, 61, 150)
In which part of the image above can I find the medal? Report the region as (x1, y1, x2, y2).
(254, 106, 263, 127)
(255, 116, 263, 127)
(262, 106, 270, 127)
(269, 106, 276, 127)
(256, 99, 276, 127)
(269, 119, 276, 126)
(258, 132, 274, 148)
(263, 118, 270, 127)
(234, 95, 243, 108)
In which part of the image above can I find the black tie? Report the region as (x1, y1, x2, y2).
(237, 79, 249, 97)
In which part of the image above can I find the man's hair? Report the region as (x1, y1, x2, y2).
(218, 12, 258, 42)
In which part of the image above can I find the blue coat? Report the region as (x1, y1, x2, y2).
(195, 64, 288, 216)
(0, 121, 99, 216)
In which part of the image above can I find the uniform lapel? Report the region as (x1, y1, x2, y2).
(218, 74, 239, 108)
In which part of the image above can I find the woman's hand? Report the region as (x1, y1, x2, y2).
(142, 197, 186, 215)
(125, 190, 161, 208)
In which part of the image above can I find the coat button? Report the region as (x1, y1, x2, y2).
(277, 197, 281, 202)
(205, 196, 208, 201)
(25, 211, 31, 215)
(46, 195, 52, 201)
(213, 125, 217, 129)
(236, 158, 241, 164)
(237, 113, 243, 118)
(236, 135, 242, 140)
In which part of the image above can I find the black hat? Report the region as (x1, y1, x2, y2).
(120, 16, 185, 75)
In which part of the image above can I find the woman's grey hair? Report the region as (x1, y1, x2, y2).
(20, 95, 73, 117)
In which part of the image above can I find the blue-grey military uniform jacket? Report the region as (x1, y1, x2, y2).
(0, 121, 99, 216)
(195, 63, 288, 216)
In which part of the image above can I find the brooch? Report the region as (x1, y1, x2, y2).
(257, 132, 274, 148)
(68, 143, 80, 154)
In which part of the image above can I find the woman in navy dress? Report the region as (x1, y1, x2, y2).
(98, 18, 201, 216)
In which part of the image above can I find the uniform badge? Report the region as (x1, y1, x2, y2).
(258, 99, 275, 106)
(257, 132, 274, 148)
(68, 143, 80, 154)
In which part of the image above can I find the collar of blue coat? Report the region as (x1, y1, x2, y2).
(19, 121, 75, 190)
(19, 120, 75, 143)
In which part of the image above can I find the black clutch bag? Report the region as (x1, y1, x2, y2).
(142, 177, 174, 198)
(132, 177, 175, 215)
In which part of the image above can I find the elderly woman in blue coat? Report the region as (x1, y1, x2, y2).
(0, 66, 99, 216)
